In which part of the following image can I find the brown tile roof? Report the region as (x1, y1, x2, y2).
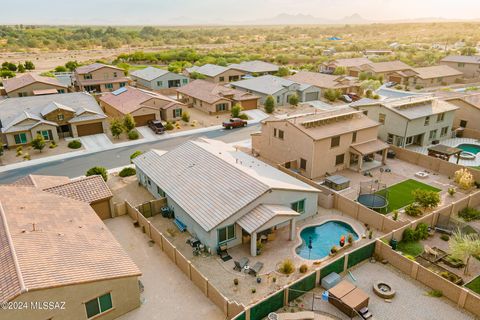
(3, 73, 67, 93)
(287, 71, 358, 89)
(99, 86, 184, 114)
(350, 139, 389, 155)
(11, 175, 71, 189)
(329, 57, 371, 68)
(43, 176, 112, 204)
(75, 63, 123, 75)
(0, 186, 140, 303)
(413, 65, 463, 79)
(366, 60, 413, 73)
(176, 79, 259, 104)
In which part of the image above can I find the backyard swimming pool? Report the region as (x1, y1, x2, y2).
(296, 221, 359, 260)
(457, 144, 480, 155)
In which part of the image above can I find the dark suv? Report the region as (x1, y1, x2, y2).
(222, 118, 247, 129)
(147, 120, 165, 134)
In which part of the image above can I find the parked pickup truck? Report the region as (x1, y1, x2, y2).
(222, 118, 247, 129)
(147, 120, 165, 134)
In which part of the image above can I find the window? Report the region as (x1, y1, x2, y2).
(182, 79, 188, 84)
(217, 224, 235, 244)
(156, 186, 165, 197)
(229, 75, 239, 82)
(424, 116, 430, 126)
(58, 89, 65, 93)
(278, 130, 284, 140)
(440, 126, 449, 137)
(216, 103, 228, 112)
(378, 113, 386, 124)
(331, 136, 340, 148)
(219, 76, 225, 82)
(352, 131, 357, 143)
(147, 178, 151, 186)
(173, 108, 182, 118)
(273, 128, 277, 137)
(157, 81, 163, 87)
(437, 113, 445, 122)
(113, 72, 117, 78)
(291, 199, 305, 214)
(168, 79, 181, 88)
(458, 63, 465, 68)
(406, 136, 413, 145)
(105, 83, 113, 90)
(57, 114, 64, 121)
(429, 129, 437, 140)
(362, 110, 368, 116)
(85, 293, 112, 319)
(437, 77, 443, 83)
(335, 153, 345, 166)
(119, 82, 126, 88)
(387, 133, 394, 144)
(300, 158, 307, 170)
(18, 92, 28, 97)
(36, 130, 53, 141)
(277, 96, 280, 104)
(83, 74, 92, 80)
(460, 120, 468, 128)
(14, 133, 27, 144)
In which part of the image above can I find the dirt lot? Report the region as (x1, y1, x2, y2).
(107, 173, 154, 206)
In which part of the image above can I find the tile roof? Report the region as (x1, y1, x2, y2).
(130, 66, 171, 81)
(176, 79, 259, 104)
(186, 64, 230, 77)
(237, 204, 299, 234)
(43, 176, 112, 204)
(328, 57, 371, 68)
(287, 71, 358, 89)
(75, 63, 123, 74)
(99, 86, 183, 114)
(133, 139, 318, 231)
(3, 73, 67, 93)
(413, 65, 463, 79)
(228, 60, 279, 73)
(11, 175, 71, 189)
(231, 75, 313, 95)
(366, 61, 413, 73)
(40, 101, 75, 116)
(441, 55, 480, 64)
(350, 139, 389, 155)
(0, 186, 141, 303)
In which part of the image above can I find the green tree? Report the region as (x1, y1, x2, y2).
(412, 189, 440, 209)
(0, 70, 16, 78)
(86, 166, 108, 181)
(17, 63, 25, 73)
(54, 65, 67, 72)
(190, 71, 206, 80)
(231, 104, 242, 118)
(264, 96, 275, 113)
(288, 94, 299, 106)
(360, 79, 382, 92)
(110, 118, 124, 139)
(181, 111, 190, 122)
(276, 66, 290, 77)
(333, 66, 346, 75)
(324, 89, 341, 102)
(2, 62, 17, 71)
(123, 114, 136, 132)
(24, 60, 35, 70)
(65, 60, 79, 72)
(31, 134, 46, 153)
(449, 231, 480, 275)
(460, 47, 477, 56)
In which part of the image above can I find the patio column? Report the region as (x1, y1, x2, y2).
(382, 148, 388, 164)
(358, 155, 363, 172)
(289, 219, 296, 241)
(250, 232, 257, 257)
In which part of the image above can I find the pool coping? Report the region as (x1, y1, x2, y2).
(292, 215, 366, 263)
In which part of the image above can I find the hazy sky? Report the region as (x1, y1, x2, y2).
(0, 0, 478, 25)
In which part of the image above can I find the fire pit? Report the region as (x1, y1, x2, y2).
(373, 281, 396, 299)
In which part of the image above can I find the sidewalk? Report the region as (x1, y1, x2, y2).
(0, 109, 268, 173)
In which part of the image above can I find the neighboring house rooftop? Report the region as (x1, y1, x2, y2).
(3, 73, 67, 93)
(365, 60, 413, 73)
(441, 55, 480, 64)
(130, 66, 171, 81)
(0, 92, 105, 133)
(0, 185, 140, 303)
(99, 86, 183, 114)
(10, 174, 70, 189)
(228, 60, 279, 74)
(231, 75, 312, 95)
(176, 79, 259, 104)
(133, 139, 318, 232)
(186, 64, 230, 77)
(413, 65, 463, 79)
(442, 92, 480, 111)
(287, 71, 358, 89)
(75, 63, 123, 74)
(328, 57, 371, 68)
(43, 175, 113, 204)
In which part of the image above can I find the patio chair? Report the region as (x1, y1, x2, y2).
(234, 257, 249, 271)
(249, 262, 264, 276)
(424, 245, 439, 259)
(217, 244, 232, 262)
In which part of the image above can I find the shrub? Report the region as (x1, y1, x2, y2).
(119, 167, 136, 177)
(404, 254, 416, 261)
(333, 66, 346, 75)
(181, 111, 190, 122)
(415, 223, 429, 240)
(31, 134, 46, 152)
(16, 146, 23, 157)
(324, 89, 341, 102)
(330, 245, 339, 254)
(68, 140, 82, 149)
(251, 288, 256, 294)
(448, 188, 456, 196)
(123, 114, 136, 132)
(373, 94, 380, 99)
(458, 207, 480, 222)
(238, 113, 249, 120)
(299, 264, 308, 273)
(440, 235, 450, 241)
(231, 104, 242, 118)
(109, 118, 124, 139)
(279, 259, 295, 275)
(288, 93, 299, 106)
(86, 166, 108, 181)
(427, 290, 443, 297)
(130, 150, 142, 162)
(405, 203, 422, 217)
(49, 141, 57, 149)
(234, 278, 239, 286)
(392, 210, 399, 221)
(403, 227, 417, 242)
(128, 129, 140, 140)
(165, 122, 174, 130)
(347, 233, 354, 244)
(412, 189, 440, 209)
(454, 168, 475, 189)
(415, 85, 424, 90)
(264, 95, 275, 113)
(23, 153, 30, 161)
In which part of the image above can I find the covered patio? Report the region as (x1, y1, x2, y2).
(427, 144, 462, 163)
(349, 139, 389, 172)
(237, 204, 299, 257)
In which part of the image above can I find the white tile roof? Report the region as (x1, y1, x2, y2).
(133, 139, 318, 231)
(237, 204, 299, 234)
(229, 60, 279, 73)
(186, 64, 230, 77)
(40, 102, 75, 116)
(130, 66, 170, 81)
(231, 75, 312, 95)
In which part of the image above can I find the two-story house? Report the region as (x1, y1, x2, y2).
(74, 63, 129, 93)
(440, 55, 480, 79)
(130, 66, 189, 93)
(185, 64, 245, 84)
(3, 73, 68, 98)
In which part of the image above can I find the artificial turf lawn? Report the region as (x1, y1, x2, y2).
(465, 276, 480, 294)
(379, 179, 441, 213)
(397, 240, 424, 257)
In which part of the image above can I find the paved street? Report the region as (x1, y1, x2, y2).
(0, 125, 259, 184)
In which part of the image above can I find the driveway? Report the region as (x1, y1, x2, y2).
(79, 133, 114, 151)
(105, 216, 224, 320)
(136, 126, 158, 141)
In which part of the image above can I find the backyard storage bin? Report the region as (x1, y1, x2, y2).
(321, 272, 341, 290)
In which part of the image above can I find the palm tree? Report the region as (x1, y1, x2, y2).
(448, 231, 480, 275)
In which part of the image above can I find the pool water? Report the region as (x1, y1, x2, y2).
(457, 144, 480, 154)
(296, 221, 359, 260)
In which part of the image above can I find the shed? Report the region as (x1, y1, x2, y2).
(324, 175, 350, 191)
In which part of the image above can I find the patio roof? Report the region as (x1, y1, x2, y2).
(350, 139, 389, 155)
(427, 144, 462, 156)
(237, 204, 299, 234)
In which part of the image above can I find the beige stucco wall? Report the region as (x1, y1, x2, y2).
(7, 82, 66, 98)
(182, 94, 232, 114)
(440, 61, 480, 78)
(4, 122, 59, 148)
(131, 106, 161, 120)
(448, 99, 480, 132)
(3, 276, 140, 320)
(76, 66, 129, 93)
(206, 69, 245, 84)
(412, 75, 460, 88)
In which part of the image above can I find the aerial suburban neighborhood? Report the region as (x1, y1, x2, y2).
(1, 1, 480, 320)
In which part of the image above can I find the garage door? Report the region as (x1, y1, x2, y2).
(240, 99, 258, 110)
(76, 122, 104, 137)
(389, 76, 402, 83)
(349, 70, 359, 77)
(305, 92, 319, 101)
(134, 114, 156, 127)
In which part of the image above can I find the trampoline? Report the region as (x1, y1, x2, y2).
(357, 194, 388, 211)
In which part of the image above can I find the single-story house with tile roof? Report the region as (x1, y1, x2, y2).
(440, 55, 480, 78)
(133, 138, 319, 256)
(74, 63, 129, 93)
(349, 60, 416, 83)
(185, 64, 245, 84)
(319, 57, 372, 76)
(130, 66, 189, 92)
(0, 184, 141, 319)
(228, 60, 279, 75)
(408, 65, 464, 88)
(230, 75, 321, 106)
(11, 174, 114, 219)
(286, 71, 361, 96)
(2, 73, 68, 98)
(176, 79, 260, 113)
(99, 86, 185, 125)
(0, 92, 107, 148)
